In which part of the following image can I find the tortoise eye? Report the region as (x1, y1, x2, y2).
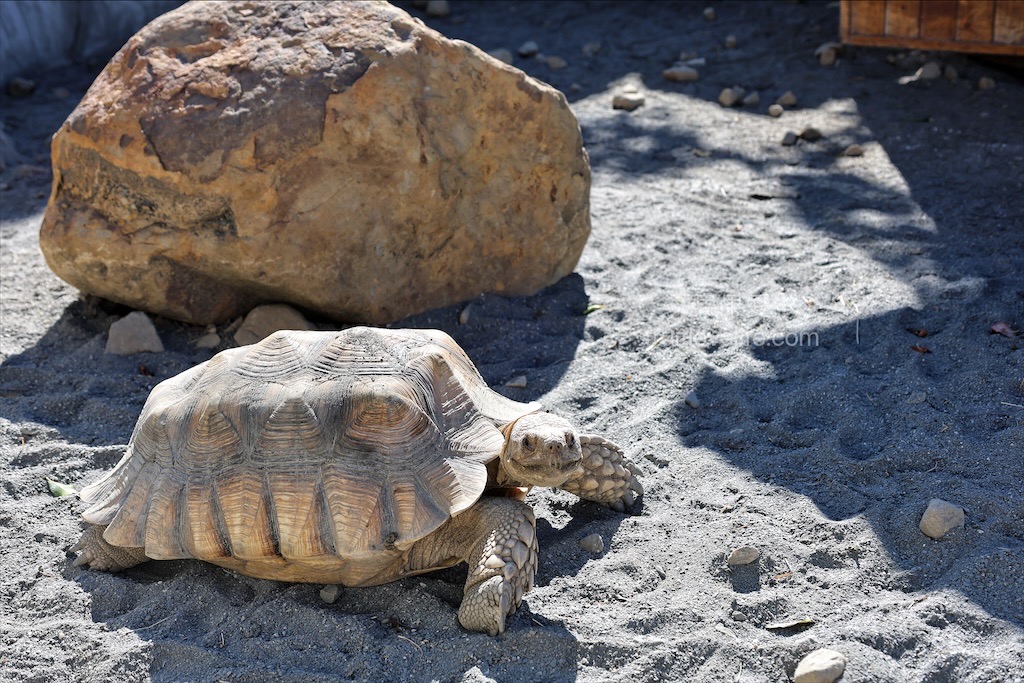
(521, 436, 533, 451)
(565, 432, 575, 447)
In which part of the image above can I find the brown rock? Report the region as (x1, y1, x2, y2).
(233, 304, 313, 347)
(105, 311, 164, 355)
(39, 1, 591, 325)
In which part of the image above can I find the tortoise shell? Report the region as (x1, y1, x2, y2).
(79, 327, 539, 584)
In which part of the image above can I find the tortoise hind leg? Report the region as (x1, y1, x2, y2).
(406, 497, 537, 635)
(72, 525, 149, 572)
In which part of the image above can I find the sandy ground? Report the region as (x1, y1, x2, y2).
(2, 1, 1023, 681)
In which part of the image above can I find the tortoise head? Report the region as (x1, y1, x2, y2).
(500, 412, 583, 487)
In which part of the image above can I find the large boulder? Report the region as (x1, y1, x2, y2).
(40, 0, 590, 325)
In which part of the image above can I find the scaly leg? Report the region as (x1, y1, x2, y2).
(72, 525, 149, 571)
(405, 497, 537, 635)
(559, 434, 643, 511)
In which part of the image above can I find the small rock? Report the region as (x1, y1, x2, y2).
(815, 42, 841, 66)
(703, 6, 716, 21)
(234, 304, 313, 346)
(518, 40, 539, 57)
(613, 92, 645, 111)
(793, 648, 848, 683)
(978, 76, 995, 90)
(916, 61, 942, 80)
(579, 533, 604, 554)
(52, 87, 71, 99)
(919, 498, 965, 539)
(195, 332, 221, 349)
(458, 304, 472, 325)
(7, 77, 36, 97)
(582, 41, 602, 58)
(768, 103, 784, 117)
(943, 65, 958, 81)
(731, 611, 747, 622)
(781, 131, 799, 146)
(425, 0, 450, 17)
(684, 391, 701, 409)
(776, 90, 798, 107)
(727, 546, 760, 566)
(741, 91, 760, 107)
(718, 86, 745, 107)
(684, 56, 706, 67)
(654, 565, 667, 579)
(800, 126, 823, 142)
(319, 585, 342, 604)
(546, 55, 567, 70)
(569, 83, 582, 92)
(842, 143, 864, 157)
(663, 65, 700, 83)
(724, 34, 737, 49)
(105, 312, 164, 355)
(505, 375, 528, 388)
(488, 48, 513, 64)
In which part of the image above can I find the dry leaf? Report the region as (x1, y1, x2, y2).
(765, 617, 815, 630)
(911, 345, 931, 354)
(583, 303, 606, 315)
(989, 322, 1019, 338)
(907, 328, 928, 338)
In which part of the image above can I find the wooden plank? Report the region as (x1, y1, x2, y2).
(849, 0, 887, 36)
(957, 0, 995, 42)
(920, 0, 958, 40)
(993, 0, 1024, 44)
(886, 0, 922, 38)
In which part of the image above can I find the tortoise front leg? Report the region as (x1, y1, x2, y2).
(559, 435, 643, 511)
(72, 525, 149, 571)
(405, 497, 537, 635)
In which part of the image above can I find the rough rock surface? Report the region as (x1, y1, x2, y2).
(793, 648, 848, 683)
(103, 311, 164, 355)
(919, 498, 965, 539)
(39, 0, 591, 325)
(233, 303, 313, 346)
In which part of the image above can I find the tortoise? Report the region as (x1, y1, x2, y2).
(72, 326, 642, 634)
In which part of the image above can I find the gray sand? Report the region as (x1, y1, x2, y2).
(2, 2, 1023, 681)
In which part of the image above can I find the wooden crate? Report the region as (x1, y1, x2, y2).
(840, 0, 1024, 56)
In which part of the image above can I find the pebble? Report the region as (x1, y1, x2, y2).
(741, 91, 760, 107)
(978, 76, 995, 90)
(233, 304, 314, 346)
(718, 86, 745, 107)
(842, 143, 864, 157)
(195, 331, 221, 349)
(319, 585, 342, 604)
(518, 41, 540, 57)
(52, 87, 71, 99)
(579, 534, 604, 554)
(768, 103, 784, 117)
(919, 498, 965, 539)
(724, 34, 737, 49)
(425, 0, 450, 17)
(943, 65, 958, 81)
(815, 42, 841, 66)
(654, 565, 667, 579)
(505, 375, 528, 389)
(458, 304, 472, 325)
(781, 131, 798, 146)
(546, 55, 567, 70)
(731, 611, 747, 622)
(776, 90, 798, 107)
(7, 77, 36, 97)
(105, 312, 164, 355)
(793, 648, 848, 683)
(703, 6, 716, 21)
(663, 65, 700, 83)
(684, 391, 701, 409)
(916, 61, 942, 80)
(582, 41, 602, 58)
(612, 92, 645, 111)
(727, 546, 760, 566)
(488, 48, 513, 64)
(569, 83, 582, 92)
(800, 126, 823, 142)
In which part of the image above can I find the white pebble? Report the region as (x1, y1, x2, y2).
(684, 391, 701, 409)
(843, 143, 864, 157)
(195, 332, 220, 349)
(518, 41, 539, 57)
(105, 311, 164, 355)
(978, 76, 995, 90)
(919, 498, 965, 539)
(582, 41, 602, 58)
(613, 92, 645, 111)
(793, 648, 847, 683)
(768, 103, 784, 117)
(916, 61, 942, 80)
(741, 91, 760, 107)
(724, 34, 737, 49)
(727, 546, 760, 566)
(505, 375, 528, 388)
(663, 65, 699, 83)
(425, 0, 450, 17)
(718, 86, 745, 107)
(776, 90, 798, 107)
(546, 55, 567, 70)
(579, 533, 604, 554)
(703, 6, 716, 21)
(458, 304, 472, 324)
